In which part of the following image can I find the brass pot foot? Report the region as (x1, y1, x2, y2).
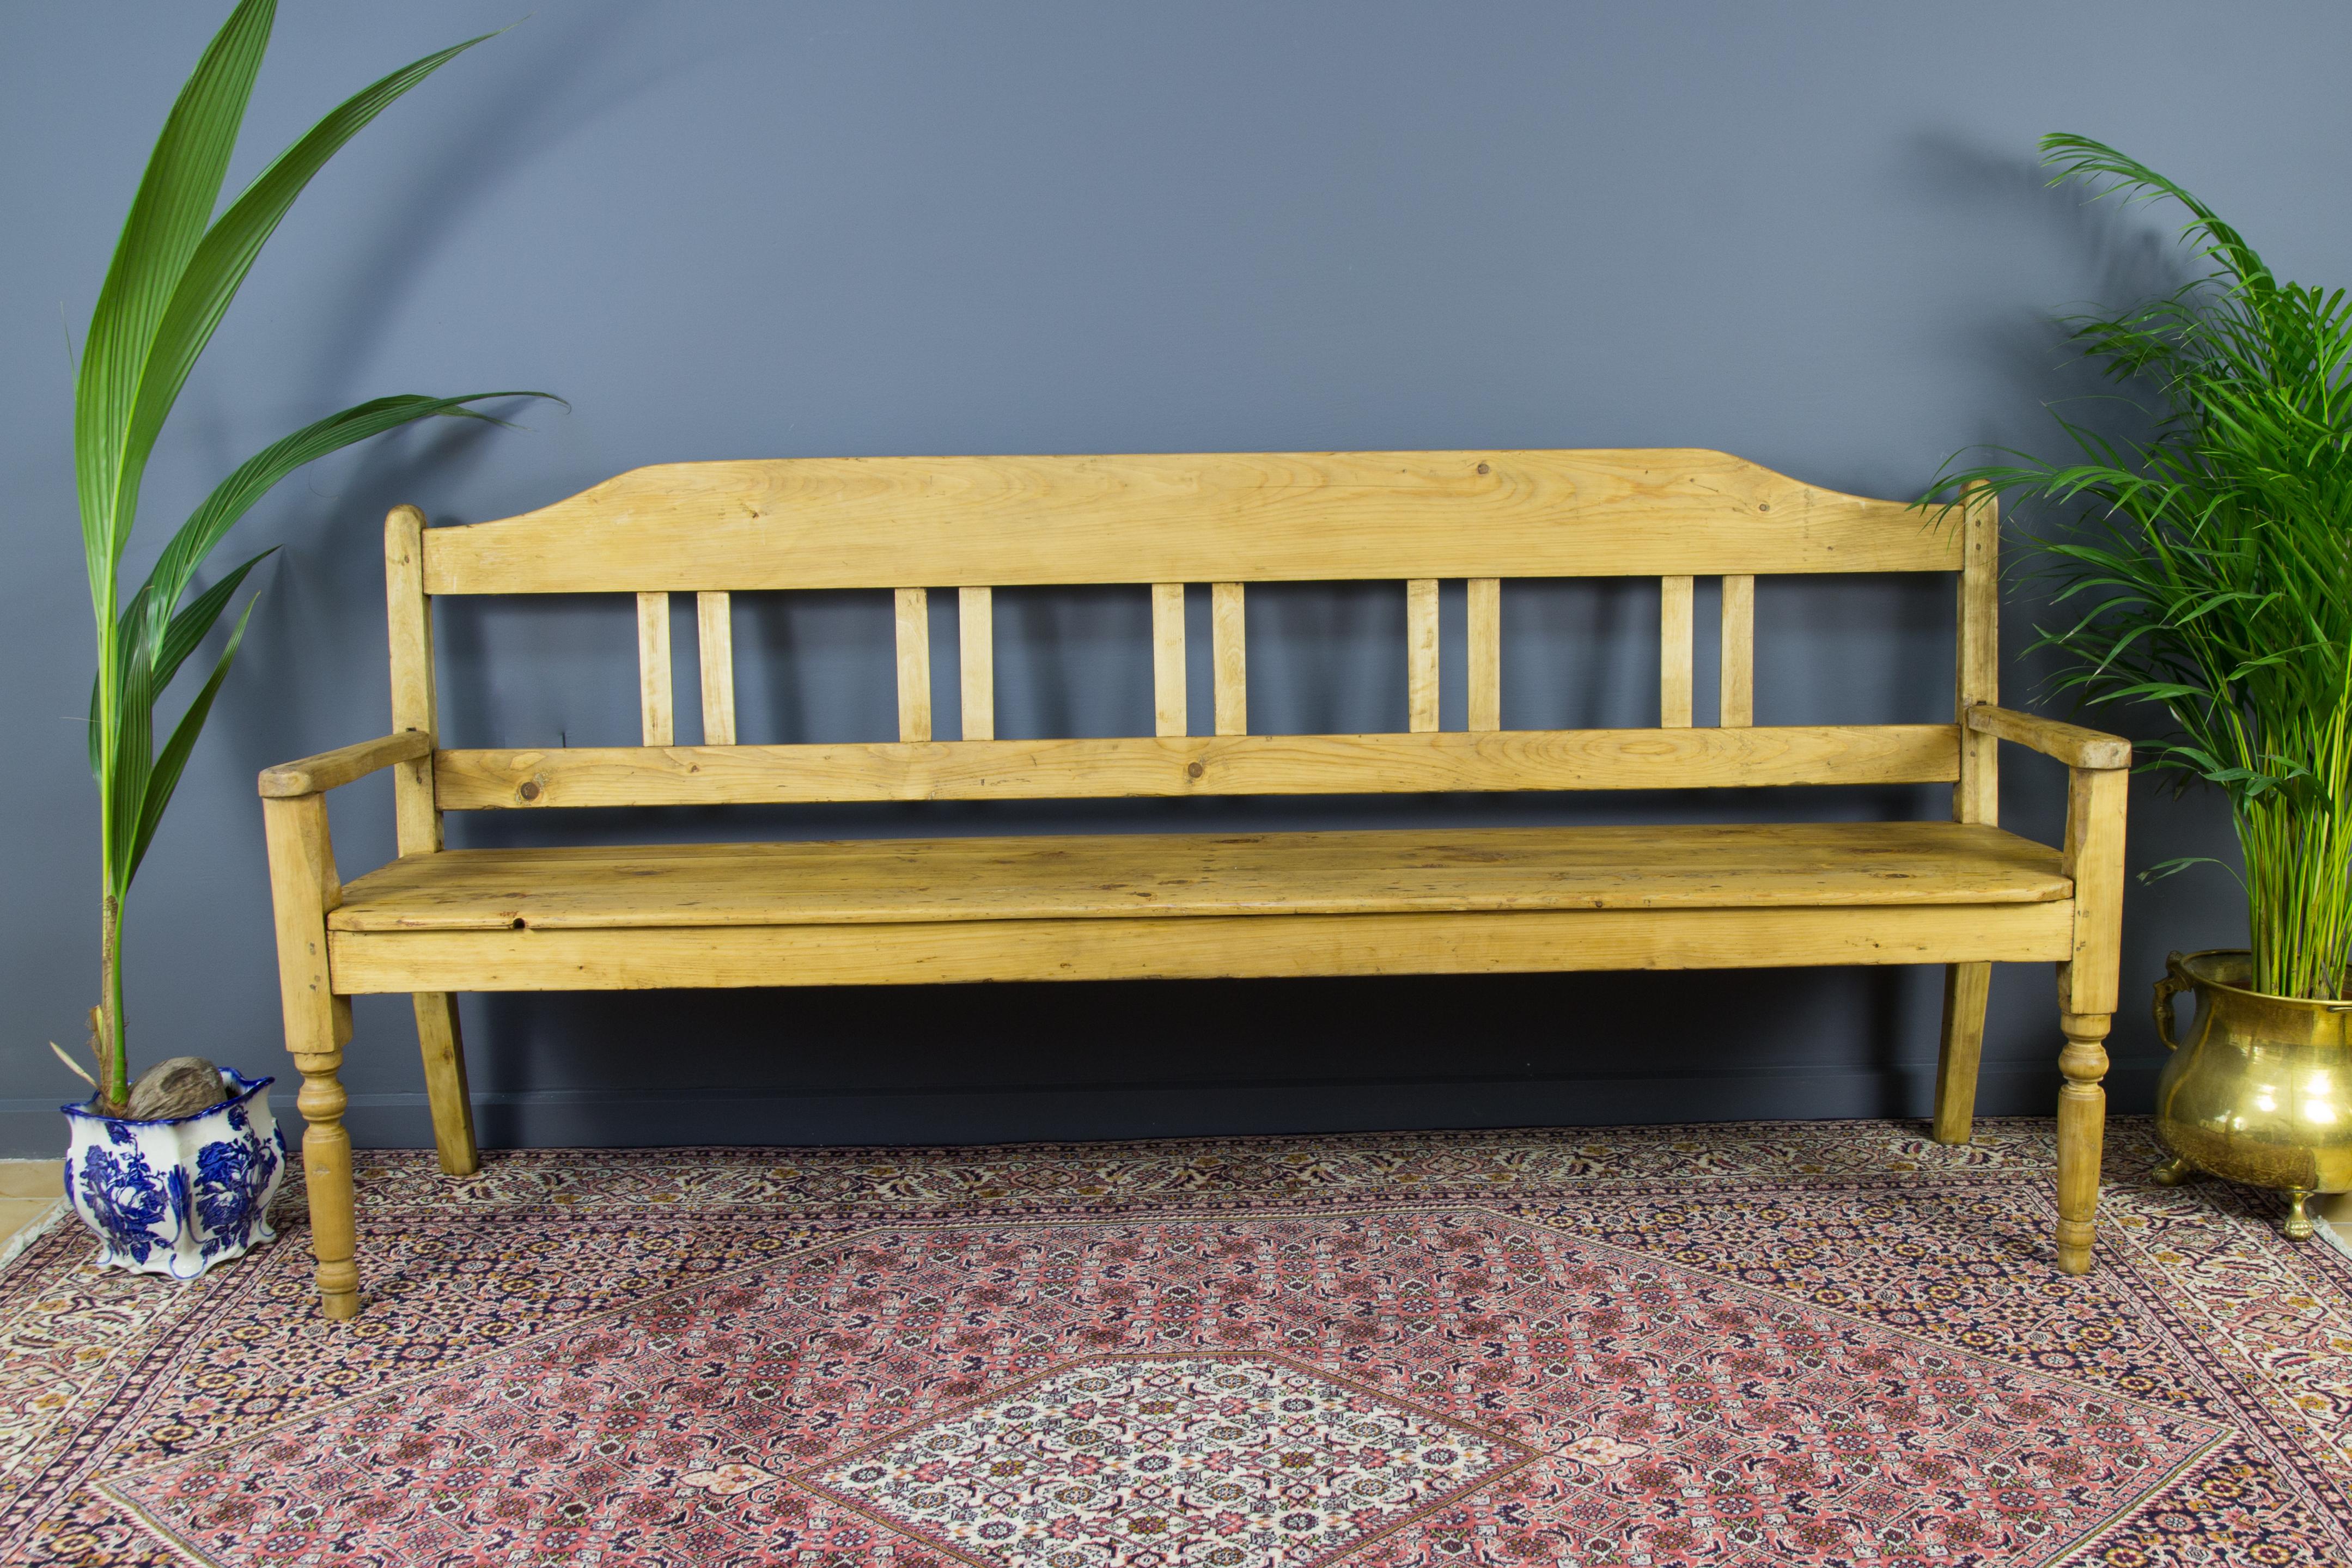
(2152, 1154, 2198, 1187)
(2282, 1189, 2315, 1242)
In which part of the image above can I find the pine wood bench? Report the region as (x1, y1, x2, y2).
(259, 449, 2129, 1319)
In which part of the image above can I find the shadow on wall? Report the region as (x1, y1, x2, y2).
(398, 964, 2006, 1151)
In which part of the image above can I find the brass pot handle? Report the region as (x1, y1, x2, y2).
(2152, 953, 2192, 1052)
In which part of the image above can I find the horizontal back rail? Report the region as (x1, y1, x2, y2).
(422, 449, 1958, 594)
(434, 723, 1960, 810)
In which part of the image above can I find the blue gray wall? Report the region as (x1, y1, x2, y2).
(3, 2, 2332, 1155)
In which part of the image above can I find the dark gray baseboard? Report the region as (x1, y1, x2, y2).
(1, 1060, 2161, 1156)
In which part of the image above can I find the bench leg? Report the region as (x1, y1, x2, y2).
(413, 992, 478, 1176)
(1931, 961, 1991, 1145)
(296, 1020, 362, 1321)
(2055, 1010, 2111, 1276)
(263, 794, 362, 1321)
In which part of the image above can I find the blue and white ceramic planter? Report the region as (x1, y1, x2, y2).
(61, 1070, 285, 1280)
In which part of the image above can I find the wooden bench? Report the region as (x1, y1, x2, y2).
(258, 449, 2129, 1319)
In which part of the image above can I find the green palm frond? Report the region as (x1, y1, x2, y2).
(1929, 135, 2352, 999)
(72, 0, 550, 1106)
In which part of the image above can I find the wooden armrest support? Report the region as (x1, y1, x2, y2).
(258, 731, 432, 798)
(1966, 705, 2131, 771)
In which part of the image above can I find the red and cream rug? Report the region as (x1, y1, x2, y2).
(1, 1118, 2348, 1566)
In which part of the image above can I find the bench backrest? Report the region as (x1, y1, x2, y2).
(383, 449, 1998, 852)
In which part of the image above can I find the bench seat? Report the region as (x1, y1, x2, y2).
(330, 821, 2069, 931)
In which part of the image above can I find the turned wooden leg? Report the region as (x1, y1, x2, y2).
(294, 1045, 361, 1319)
(263, 793, 363, 1320)
(2054, 765, 2126, 1277)
(1933, 962, 1992, 1145)
(413, 992, 478, 1176)
(2055, 1011, 2112, 1275)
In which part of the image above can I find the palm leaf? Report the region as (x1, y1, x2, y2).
(139, 391, 548, 663)
(89, 548, 275, 772)
(75, 0, 273, 613)
(127, 595, 260, 884)
(1933, 137, 2352, 997)
(118, 33, 499, 552)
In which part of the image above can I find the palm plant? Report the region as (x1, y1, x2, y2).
(1935, 135, 2352, 1001)
(69, 0, 544, 1111)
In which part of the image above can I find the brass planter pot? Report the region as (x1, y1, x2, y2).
(2152, 949, 2352, 1238)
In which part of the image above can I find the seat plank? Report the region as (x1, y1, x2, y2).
(327, 900, 2077, 994)
(329, 820, 2067, 933)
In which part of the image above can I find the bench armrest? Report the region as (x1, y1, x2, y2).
(258, 731, 431, 798)
(1965, 705, 2131, 771)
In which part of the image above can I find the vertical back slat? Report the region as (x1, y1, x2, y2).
(1954, 484, 2000, 823)
(1466, 577, 1500, 733)
(1406, 578, 1440, 733)
(959, 586, 994, 741)
(1719, 573, 1754, 728)
(1659, 575, 1695, 728)
(1212, 581, 1247, 736)
(385, 507, 442, 853)
(696, 591, 735, 745)
(895, 588, 932, 743)
(1151, 583, 1187, 737)
(636, 591, 673, 746)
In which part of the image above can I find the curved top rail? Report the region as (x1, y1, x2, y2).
(419, 448, 1956, 594)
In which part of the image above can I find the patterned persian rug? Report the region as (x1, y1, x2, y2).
(1, 1119, 2348, 1567)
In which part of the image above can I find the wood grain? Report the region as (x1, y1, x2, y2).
(1955, 484, 2000, 825)
(328, 900, 2076, 995)
(418, 450, 1960, 595)
(1467, 577, 1500, 733)
(1660, 575, 1694, 729)
(2061, 765, 2130, 1016)
(636, 592, 672, 747)
(1152, 583, 1186, 737)
(1968, 704, 2131, 771)
(384, 506, 441, 854)
(1719, 573, 1754, 728)
(1213, 582, 1246, 736)
(697, 591, 735, 746)
(257, 732, 431, 798)
(1407, 578, 1440, 733)
(328, 820, 2069, 934)
(2055, 756, 2127, 1274)
(959, 586, 994, 741)
(1932, 960, 1991, 1145)
(411, 993, 477, 1176)
(433, 724, 1961, 809)
(261, 792, 358, 1319)
(895, 588, 931, 743)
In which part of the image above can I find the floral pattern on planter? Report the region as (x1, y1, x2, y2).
(60, 1070, 284, 1280)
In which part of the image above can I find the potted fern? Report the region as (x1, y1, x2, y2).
(56, 0, 544, 1278)
(1937, 136, 2352, 1237)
